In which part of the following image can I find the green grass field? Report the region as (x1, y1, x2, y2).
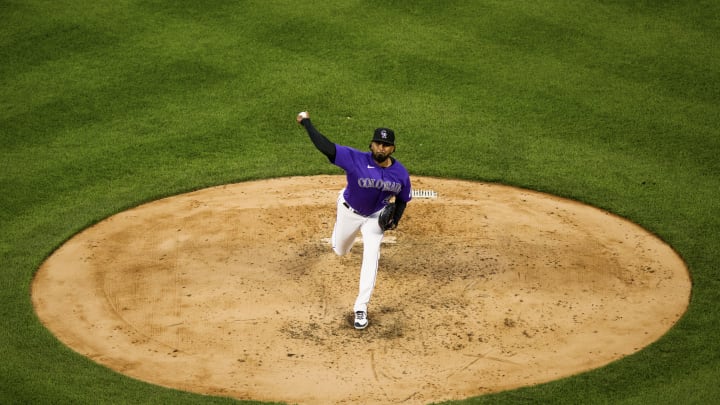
(2, 1, 718, 403)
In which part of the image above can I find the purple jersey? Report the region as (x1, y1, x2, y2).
(334, 145, 412, 216)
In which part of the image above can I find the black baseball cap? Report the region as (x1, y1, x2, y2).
(372, 128, 395, 145)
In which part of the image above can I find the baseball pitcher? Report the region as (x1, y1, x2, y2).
(296, 111, 412, 329)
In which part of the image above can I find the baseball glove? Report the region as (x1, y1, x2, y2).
(378, 202, 397, 231)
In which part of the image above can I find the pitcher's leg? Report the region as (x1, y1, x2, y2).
(353, 219, 384, 313)
(331, 194, 361, 256)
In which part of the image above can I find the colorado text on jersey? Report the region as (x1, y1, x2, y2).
(357, 178, 402, 193)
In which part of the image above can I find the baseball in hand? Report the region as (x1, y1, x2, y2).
(297, 111, 309, 123)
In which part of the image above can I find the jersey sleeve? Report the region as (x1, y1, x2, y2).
(397, 166, 412, 203)
(332, 145, 361, 172)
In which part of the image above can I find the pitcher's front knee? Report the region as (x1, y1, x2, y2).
(333, 245, 351, 256)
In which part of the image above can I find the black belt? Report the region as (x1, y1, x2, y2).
(343, 202, 367, 217)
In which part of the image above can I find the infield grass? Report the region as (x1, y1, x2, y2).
(1, 1, 718, 404)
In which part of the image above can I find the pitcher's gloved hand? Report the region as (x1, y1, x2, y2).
(378, 202, 397, 231)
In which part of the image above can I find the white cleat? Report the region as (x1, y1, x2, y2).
(354, 311, 368, 330)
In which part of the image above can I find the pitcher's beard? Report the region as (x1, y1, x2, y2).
(373, 152, 389, 164)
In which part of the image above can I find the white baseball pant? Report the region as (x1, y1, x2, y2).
(331, 190, 384, 314)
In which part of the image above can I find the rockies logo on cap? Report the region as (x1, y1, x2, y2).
(372, 127, 395, 145)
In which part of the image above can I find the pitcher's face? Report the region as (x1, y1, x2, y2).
(370, 141, 394, 164)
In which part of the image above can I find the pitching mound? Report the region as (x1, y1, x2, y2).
(32, 175, 690, 404)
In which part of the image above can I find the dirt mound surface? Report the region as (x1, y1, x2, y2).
(32, 175, 690, 404)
